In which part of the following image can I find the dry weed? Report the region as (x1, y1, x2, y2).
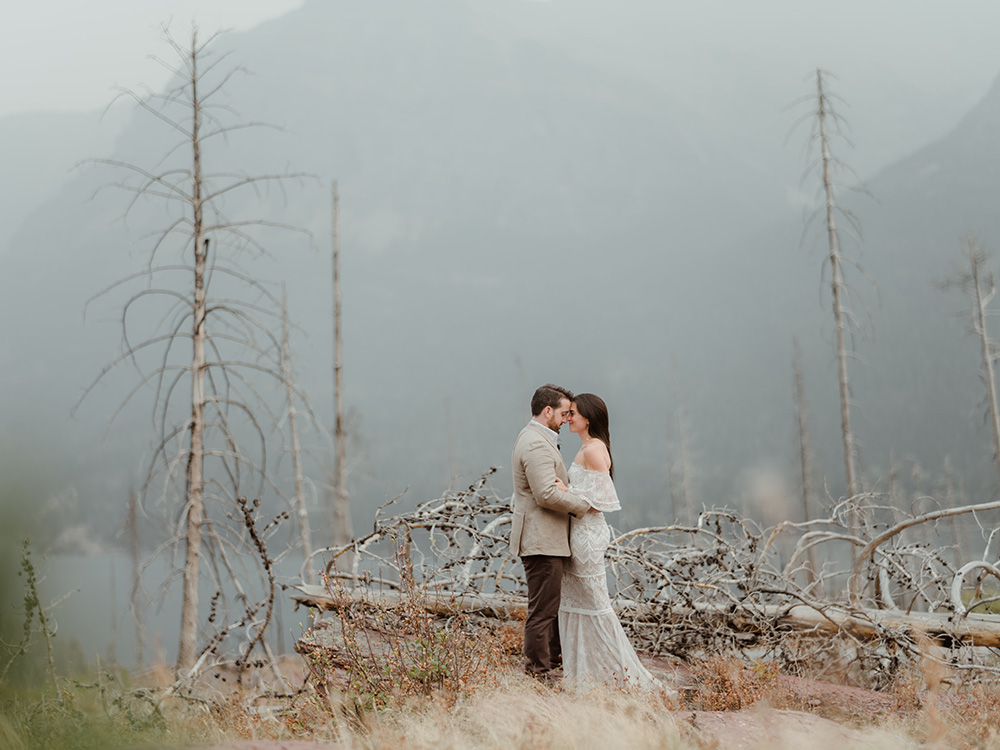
(890, 669, 923, 714)
(299, 561, 511, 713)
(492, 620, 524, 657)
(687, 653, 798, 712)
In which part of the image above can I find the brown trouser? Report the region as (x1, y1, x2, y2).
(521, 554, 564, 675)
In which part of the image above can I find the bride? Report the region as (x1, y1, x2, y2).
(555, 393, 666, 692)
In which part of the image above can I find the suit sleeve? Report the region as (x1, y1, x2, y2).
(522, 443, 591, 518)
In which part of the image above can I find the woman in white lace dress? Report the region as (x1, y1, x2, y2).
(554, 393, 664, 692)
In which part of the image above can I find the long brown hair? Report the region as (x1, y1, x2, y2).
(574, 393, 614, 479)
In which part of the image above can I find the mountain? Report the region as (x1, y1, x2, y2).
(0, 107, 127, 251)
(0, 0, 775, 536)
(836, 71, 1000, 493)
(715, 68, 1000, 506)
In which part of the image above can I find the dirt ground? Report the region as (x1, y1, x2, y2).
(653, 653, 906, 749)
(644, 651, 898, 718)
(194, 651, 917, 750)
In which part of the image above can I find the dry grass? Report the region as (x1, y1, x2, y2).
(15, 661, 1000, 750)
(298, 575, 511, 712)
(5, 589, 1000, 750)
(686, 653, 799, 712)
(860, 645, 1000, 750)
(266, 673, 933, 750)
(913, 679, 1000, 750)
(329, 672, 685, 750)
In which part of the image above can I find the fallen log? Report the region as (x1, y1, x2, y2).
(290, 584, 527, 619)
(643, 602, 1000, 649)
(291, 584, 1000, 648)
(773, 604, 1000, 648)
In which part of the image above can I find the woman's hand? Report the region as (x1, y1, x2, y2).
(555, 477, 568, 492)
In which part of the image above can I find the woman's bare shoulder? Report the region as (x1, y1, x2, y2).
(581, 440, 611, 472)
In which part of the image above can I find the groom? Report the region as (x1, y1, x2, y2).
(509, 383, 591, 681)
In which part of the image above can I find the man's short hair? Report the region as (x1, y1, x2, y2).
(531, 384, 574, 417)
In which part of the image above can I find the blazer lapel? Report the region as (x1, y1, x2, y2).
(525, 420, 558, 446)
(525, 421, 567, 481)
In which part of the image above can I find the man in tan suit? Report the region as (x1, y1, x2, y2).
(510, 384, 592, 680)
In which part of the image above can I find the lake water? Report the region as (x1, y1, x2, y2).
(37, 551, 316, 670)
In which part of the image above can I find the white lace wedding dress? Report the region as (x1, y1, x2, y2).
(559, 463, 662, 691)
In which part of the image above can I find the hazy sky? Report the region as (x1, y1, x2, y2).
(1, 0, 304, 118)
(6, 0, 1000, 125)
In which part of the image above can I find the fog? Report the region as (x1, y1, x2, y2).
(4, 0, 1000, 663)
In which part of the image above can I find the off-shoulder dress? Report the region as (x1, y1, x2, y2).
(558, 463, 662, 691)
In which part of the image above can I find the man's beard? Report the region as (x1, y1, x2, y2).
(547, 417, 562, 432)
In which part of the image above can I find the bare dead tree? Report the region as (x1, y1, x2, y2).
(941, 455, 965, 554)
(281, 284, 314, 585)
(791, 70, 874, 540)
(328, 181, 353, 555)
(108, 558, 118, 666)
(815, 70, 860, 506)
(792, 338, 818, 587)
(941, 239, 1000, 490)
(77, 25, 311, 674)
(887, 452, 899, 506)
(668, 365, 694, 524)
(126, 489, 145, 668)
(444, 398, 458, 488)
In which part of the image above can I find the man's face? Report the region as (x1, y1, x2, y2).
(545, 398, 572, 433)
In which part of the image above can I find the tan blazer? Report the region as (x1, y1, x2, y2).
(509, 421, 591, 557)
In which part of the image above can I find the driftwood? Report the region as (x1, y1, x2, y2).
(294, 468, 1000, 683)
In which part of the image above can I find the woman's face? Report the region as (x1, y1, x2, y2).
(567, 403, 589, 435)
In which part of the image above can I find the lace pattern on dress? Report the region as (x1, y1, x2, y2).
(567, 463, 621, 512)
(558, 462, 661, 692)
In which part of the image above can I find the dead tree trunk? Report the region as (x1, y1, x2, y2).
(282, 285, 314, 584)
(329, 181, 353, 553)
(970, 248, 1000, 488)
(793, 339, 818, 586)
(943, 240, 1000, 490)
(669, 365, 694, 524)
(794, 69, 874, 558)
(445, 398, 457, 488)
(79, 25, 312, 677)
(815, 70, 860, 508)
(177, 37, 208, 672)
(942, 455, 964, 556)
(127, 490, 144, 668)
(291, 585, 1000, 651)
